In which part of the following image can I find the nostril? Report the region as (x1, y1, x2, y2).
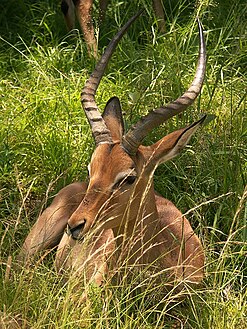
(67, 220, 86, 240)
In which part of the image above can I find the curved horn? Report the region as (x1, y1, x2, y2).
(81, 10, 143, 146)
(122, 19, 206, 155)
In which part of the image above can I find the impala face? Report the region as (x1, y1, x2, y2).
(66, 116, 206, 241)
(67, 143, 140, 240)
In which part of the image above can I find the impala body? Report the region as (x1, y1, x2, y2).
(18, 12, 206, 294)
(61, 0, 166, 56)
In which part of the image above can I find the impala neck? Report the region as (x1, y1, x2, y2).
(112, 180, 161, 264)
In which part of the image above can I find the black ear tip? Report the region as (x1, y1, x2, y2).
(103, 96, 123, 120)
(201, 113, 216, 126)
(199, 114, 207, 124)
(104, 97, 122, 114)
(106, 96, 120, 106)
(102, 96, 125, 137)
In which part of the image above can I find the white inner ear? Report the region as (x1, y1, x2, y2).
(157, 122, 201, 165)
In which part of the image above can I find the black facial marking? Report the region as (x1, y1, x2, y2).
(82, 198, 90, 206)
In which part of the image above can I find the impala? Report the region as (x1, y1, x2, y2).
(18, 12, 207, 294)
(61, 0, 166, 56)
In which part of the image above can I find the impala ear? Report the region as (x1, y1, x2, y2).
(102, 97, 125, 143)
(142, 115, 207, 168)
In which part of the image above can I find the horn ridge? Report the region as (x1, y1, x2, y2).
(122, 18, 206, 155)
(81, 10, 143, 146)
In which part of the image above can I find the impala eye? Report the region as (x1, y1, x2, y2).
(113, 174, 137, 190)
(125, 175, 136, 185)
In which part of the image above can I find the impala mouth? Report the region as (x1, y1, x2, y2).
(66, 222, 86, 241)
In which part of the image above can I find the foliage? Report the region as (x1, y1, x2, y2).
(0, 0, 246, 328)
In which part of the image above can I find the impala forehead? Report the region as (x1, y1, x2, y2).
(88, 143, 136, 184)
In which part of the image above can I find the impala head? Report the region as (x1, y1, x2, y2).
(67, 12, 207, 240)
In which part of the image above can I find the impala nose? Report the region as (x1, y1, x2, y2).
(67, 221, 86, 240)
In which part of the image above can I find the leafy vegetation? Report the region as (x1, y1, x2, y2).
(0, 0, 246, 328)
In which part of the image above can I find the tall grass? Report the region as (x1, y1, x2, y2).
(0, 0, 246, 328)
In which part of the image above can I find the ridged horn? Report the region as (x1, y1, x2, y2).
(81, 10, 143, 146)
(122, 18, 206, 155)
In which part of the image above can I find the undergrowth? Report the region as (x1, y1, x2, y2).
(0, 0, 246, 328)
